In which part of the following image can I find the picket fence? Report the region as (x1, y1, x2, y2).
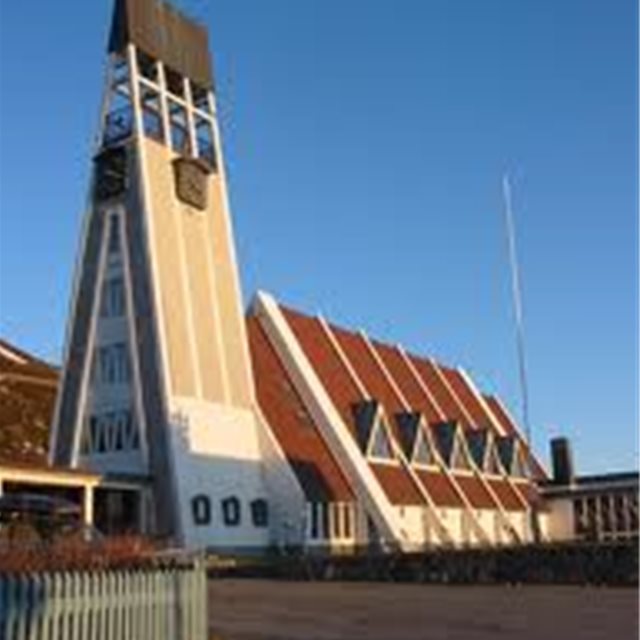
(0, 562, 207, 640)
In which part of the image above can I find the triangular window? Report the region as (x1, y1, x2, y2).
(412, 430, 435, 466)
(451, 438, 472, 471)
(466, 431, 488, 469)
(433, 422, 457, 466)
(511, 449, 528, 478)
(369, 420, 394, 460)
(486, 445, 503, 475)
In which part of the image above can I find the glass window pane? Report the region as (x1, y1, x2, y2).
(195, 116, 217, 170)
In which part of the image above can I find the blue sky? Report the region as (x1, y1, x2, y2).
(0, 0, 637, 474)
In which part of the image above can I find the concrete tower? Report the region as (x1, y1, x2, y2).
(50, 0, 272, 550)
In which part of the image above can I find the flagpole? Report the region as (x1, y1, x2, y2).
(502, 174, 532, 446)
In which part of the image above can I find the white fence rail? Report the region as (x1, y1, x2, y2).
(0, 563, 207, 640)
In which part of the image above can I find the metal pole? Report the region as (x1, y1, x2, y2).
(502, 175, 531, 446)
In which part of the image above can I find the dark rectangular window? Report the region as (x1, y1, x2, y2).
(190, 80, 210, 113)
(629, 493, 638, 530)
(321, 503, 330, 539)
(165, 66, 185, 97)
(614, 494, 627, 532)
(136, 50, 158, 82)
(97, 343, 130, 384)
(601, 496, 612, 532)
(168, 100, 190, 156)
(195, 116, 216, 170)
(140, 86, 164, 142)
(310, 504, 319, 539)
(343, 504, 352, 539)
(101, 276, 126, 318)
(108, 215, 121, 254)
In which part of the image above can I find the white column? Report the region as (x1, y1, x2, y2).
(83, 485, 95, 527)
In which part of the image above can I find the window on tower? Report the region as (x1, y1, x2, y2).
(140, 86, 164, 143)
(96, 343, 131, 384)
(168, 100, 191, 156)
(107, 214, 121, 254)
(165, 66, 185, 98)
(100, 276, 126, 318)
(195, 116, 217, 171)
(84, 408, 137, 455)
(190, 80, 211, 114)
(103, 91, 133, 147)
(136, 49, 158, 83)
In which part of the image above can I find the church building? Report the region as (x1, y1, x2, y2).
(34, 0, 583, 553)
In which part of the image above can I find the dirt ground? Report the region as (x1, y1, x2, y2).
(208, 579, 638, 640)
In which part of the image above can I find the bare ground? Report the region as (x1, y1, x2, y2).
(208, 579, 638, 640)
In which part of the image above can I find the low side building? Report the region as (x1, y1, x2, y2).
(540, 437, 638, 543)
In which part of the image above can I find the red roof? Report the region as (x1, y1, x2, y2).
(511, 479, 542, 506)
(484, 395, 517, 435)
(283, 308, 360, 437)
(441, 368, 494, 431)
(414, 469, 464, 507)
(487, 479, 527, 511)
(371, 341, 443, 423)
(407, 356, 472, 428)
(247, 316, 353, 502)
(370, 463, 424, 505)
(454, 474, 497, 509)
(254, 300, 543, 511)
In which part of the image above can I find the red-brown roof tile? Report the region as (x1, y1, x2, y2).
(511, 479, 542, 507)
(487, 479, 528, 511)
(330, 327, 404, 414)
(370, 463, 424, 506)
(484, 396, 517, 435)
(247, 317, 353, 502)
(414, 469, 464, 507)
(408, 357, 472, 428)
(282, 308, 361, 438)
(371, 341, 443, 423)
(441, 368, 494, 430)
(454, 474, 497, 509)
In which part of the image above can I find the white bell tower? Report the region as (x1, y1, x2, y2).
(50, 0, 272, 551)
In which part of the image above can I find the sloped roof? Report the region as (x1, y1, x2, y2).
(246, 317, 353, 502)
(281, 307, 426, 506)
(0, 338, 58, 465)
(257, 299, 544, 511)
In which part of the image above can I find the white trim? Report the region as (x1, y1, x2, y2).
(127, 43, 173, 402)
(0, 344, 27, 365)
(69, 205, 112, 465)
(429, 359, 475, 426)
(119, 206, 151, 466)
(456, 368, 508, 436)
(396, 347, 447, 420)
(490, 395, 547, 477)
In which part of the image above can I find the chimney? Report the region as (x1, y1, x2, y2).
(550, 437, 575, 485)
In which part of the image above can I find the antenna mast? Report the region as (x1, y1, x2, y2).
(502, 175, 532, 445)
